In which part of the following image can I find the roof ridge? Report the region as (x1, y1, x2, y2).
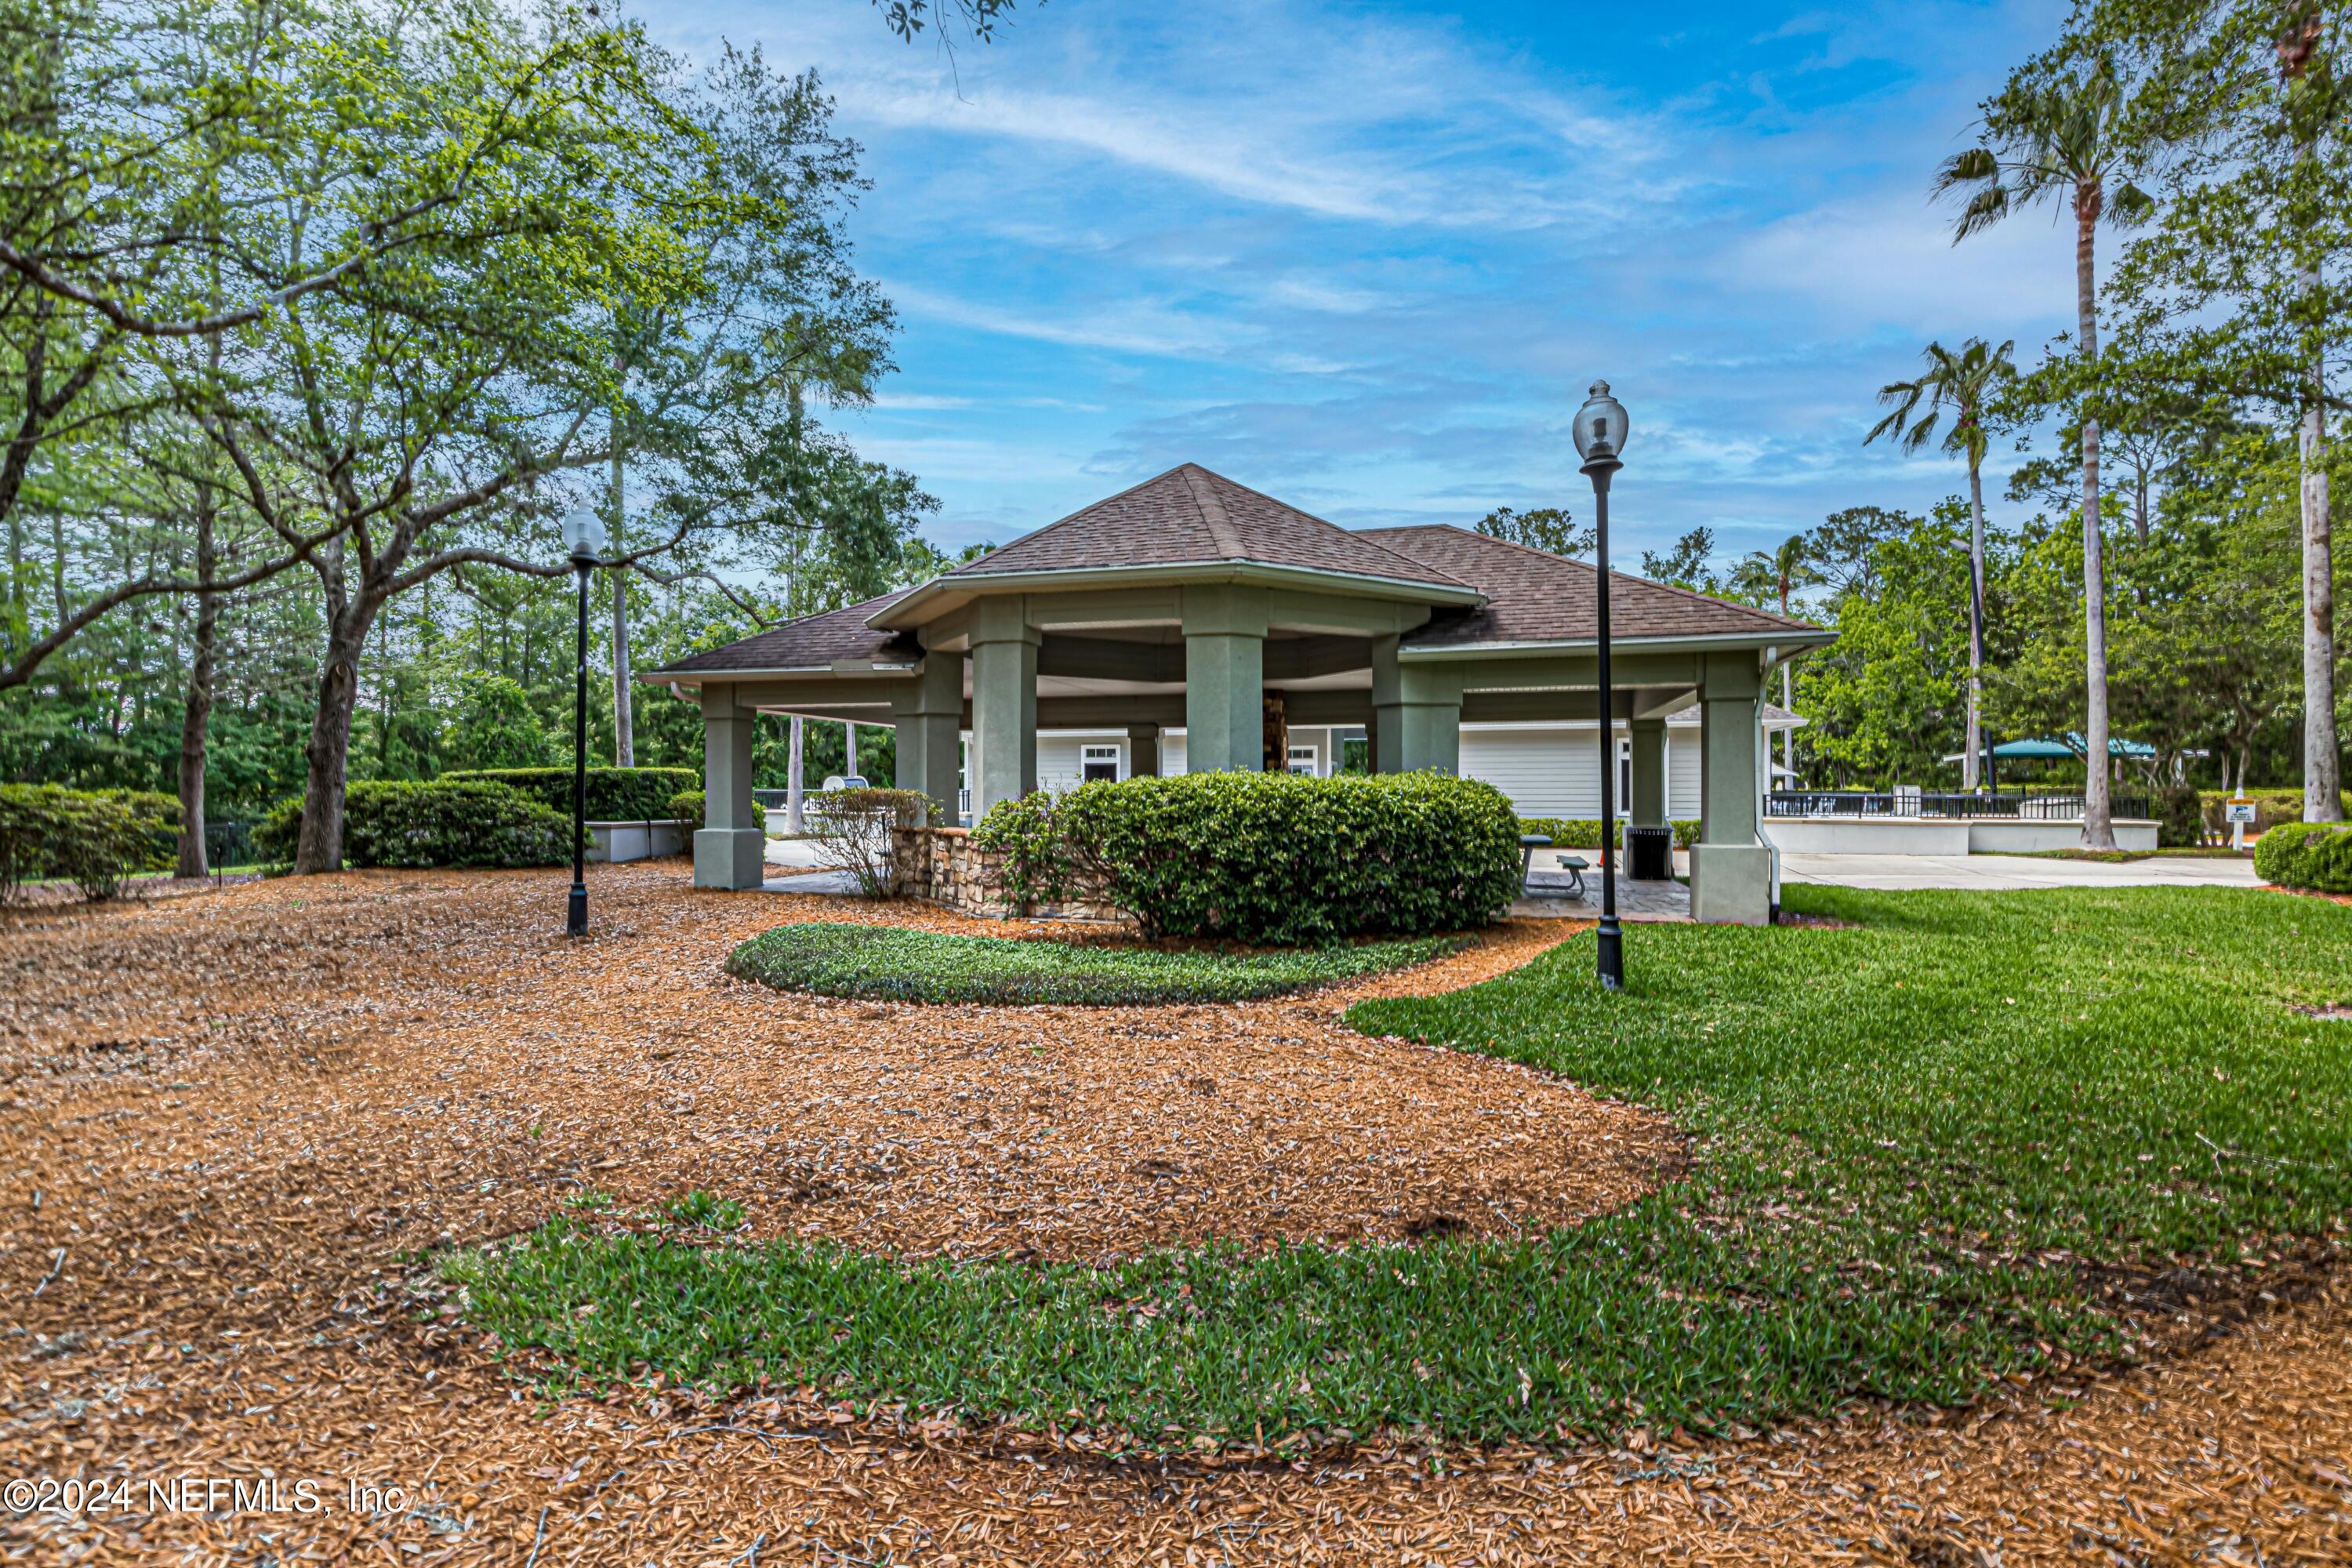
(1181, 464, 1246, 558)
(946, 465, 1202, 577)
(1179, 472, 1479, 590)
(1378, 521, 1820, 631)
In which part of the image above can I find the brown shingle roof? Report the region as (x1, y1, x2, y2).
(1360, 524, 1823, 647)
(651, 590, 920, 675)
(950, 464, 1474, 592)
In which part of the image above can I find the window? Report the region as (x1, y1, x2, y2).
(1081, 743, 1121, 782)
(1340, 735, 1370, 775)
(1287, 743, 1319, 777)
(1617, 737, 1632, 816)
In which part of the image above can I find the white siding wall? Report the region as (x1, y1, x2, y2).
(1668, 728, 1702, 820)
(1457, 727, 1605, 818)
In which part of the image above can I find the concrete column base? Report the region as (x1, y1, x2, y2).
(1688, 843, 1772, 925)
(693, 827, 768, 890)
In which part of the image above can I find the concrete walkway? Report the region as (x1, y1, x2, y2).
(1780, 852, 2262, 891)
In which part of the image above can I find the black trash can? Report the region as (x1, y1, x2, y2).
(1624, 824, 1673, 880)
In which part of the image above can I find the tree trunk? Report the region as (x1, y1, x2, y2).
(1964, 456, 1987, 793)
(610, 448, 634, 767)
(786, 714, 804, 833)
(2301, 290, 2340, 822)
(2076, 194, 2115, 848)
(292, 598, 379, 874)
(175, 500, 219, 877)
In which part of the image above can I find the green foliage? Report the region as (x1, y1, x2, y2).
(2201, 789, 2349, 838)
(2154, 782, 2203, 848)
(443, 767, 699, 822)
(254, 780, 575, 869)
(972, 772, 1522, 944)
(1474, 506, 1592, 559)
(1639, 527, 1722, 593)
(444, 675, 554, 771)
(0, 783, 168, 902)
(2253, 822, 2352, 892)
(453, 887, 2352, 1448)
(725, 922, 1460, 1006)
(1516, 818, 1700, 850)
(670, 790, 705, 827)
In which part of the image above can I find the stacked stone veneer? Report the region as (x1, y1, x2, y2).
(888, 826, 1127, 923)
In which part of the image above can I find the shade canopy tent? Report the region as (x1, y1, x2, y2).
(649, 463, 1834, 924)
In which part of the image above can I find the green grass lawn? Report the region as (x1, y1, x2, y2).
(722, 920, 1462, 1005)
(452, 886, 2352, 1450)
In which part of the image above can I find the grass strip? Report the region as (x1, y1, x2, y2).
(721, 921, 1462, 1005)
(456, 886, 2352, 1447)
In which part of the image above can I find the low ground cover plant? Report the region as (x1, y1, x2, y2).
(442, 766, 698, 821)
(256, 779, 576, 869)
(724, 921, 1459, 1004)
(456, 886, 2352, 1450)
(973, 771, 1520, 943)
(2254, 820, 2352, 893)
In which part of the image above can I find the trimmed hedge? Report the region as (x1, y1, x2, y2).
(255, 779, 579, 869)
(443, 766, 697, 822)
(2253, 821, 2352, 893)
(0, 784, 169, 902)
(972, 771, 1521, 945)
(670, 790, 704, 827)
(2201, 789, 2351, 840)
(726, 921, 1461, 1005)
(1517, 816, 1700, 851)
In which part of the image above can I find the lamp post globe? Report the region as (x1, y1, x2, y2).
(560, 510, 607, 936)
(1575, 383, 1628, 991)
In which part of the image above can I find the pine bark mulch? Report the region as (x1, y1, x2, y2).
(2, 862, 2346, 1563)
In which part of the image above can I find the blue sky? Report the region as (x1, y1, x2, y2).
(656, 0, 2082, 568)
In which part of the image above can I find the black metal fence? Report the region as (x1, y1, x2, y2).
(1765, 790, 2154, 822)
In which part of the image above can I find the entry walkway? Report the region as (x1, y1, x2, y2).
(1780, 852, 2262, 891)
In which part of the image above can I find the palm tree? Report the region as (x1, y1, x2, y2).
(1731, 537, 1824, 789)
(1937, 61, 2151, 846)
(1865, 336, 2016, 791)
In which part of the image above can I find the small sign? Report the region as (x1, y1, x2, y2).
(2225, 799, 2257, 825)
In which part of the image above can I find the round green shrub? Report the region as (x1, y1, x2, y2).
(724, 921, 1461, 1005)
(2253, 820, 2352, 893)
(973, 771, 1521, 945)
(255, 779, 578, 869)
(669, 789, 705, 827)
(0, 784, 164, 902)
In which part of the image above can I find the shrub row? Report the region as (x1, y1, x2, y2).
(2201, 788, 2352, 840)
(255, 780, 578, 869)
(2253, 820, 2352, 893)
(0, 784, 172, 902)
(972, 771, 1522, 945)
(724, 921, 1461, 1005)
(442, 766, 697, 822)
(1516, 817, 1700, 850)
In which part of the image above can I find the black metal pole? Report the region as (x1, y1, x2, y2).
(568, 555, 590, 937)
(1584, 446, 1624, 990)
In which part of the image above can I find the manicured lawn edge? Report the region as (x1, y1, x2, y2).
(453, 885, 2352, 1452)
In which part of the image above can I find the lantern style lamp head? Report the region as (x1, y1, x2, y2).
(560, 508, 608, 565)
(1573, 379, 1629, 466)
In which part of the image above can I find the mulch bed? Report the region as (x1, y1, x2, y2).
(4, 862, 2347, 1564)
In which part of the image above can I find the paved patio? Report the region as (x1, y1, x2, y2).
(1780, 852, 2262, 891)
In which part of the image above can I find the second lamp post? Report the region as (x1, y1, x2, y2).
(1573, 381, 1628, 990)
(560, 509, 608, 937)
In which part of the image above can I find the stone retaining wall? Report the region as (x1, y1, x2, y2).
(888, 826, 1126, 923)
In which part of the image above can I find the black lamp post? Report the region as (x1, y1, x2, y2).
(560, 509, 608, 937)
(1573, 381, 1629, 991)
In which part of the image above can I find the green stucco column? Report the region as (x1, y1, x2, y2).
(1371, 635, 1461, 774)
(969, 598, 1039, 817)
(1181, 585, 1266, 772)
(1629, 717, 1668, 827)
(693, 688, 765, 890)
(893, 651, 964, 823)
(1690, 652, 1770, 925)
(1126, 722, 1160, 778)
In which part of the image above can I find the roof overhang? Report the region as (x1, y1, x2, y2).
(637, 659, 916, 684)
(869, 559, 1483, 631)
(1399, 627, 1835, 662)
